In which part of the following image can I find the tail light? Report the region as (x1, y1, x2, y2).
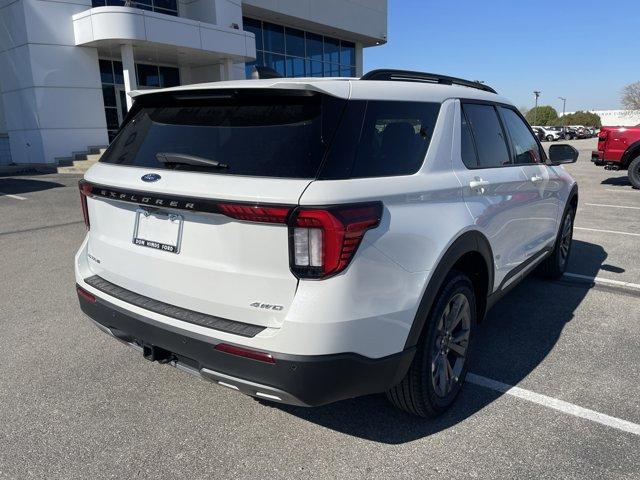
(598, 130, 608, 142)
(218, 203, 290, 224)
(288, 203, 382, 279)
(78, 180, 93, 229)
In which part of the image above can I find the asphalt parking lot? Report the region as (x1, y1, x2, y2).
(1, 138, 638, 479)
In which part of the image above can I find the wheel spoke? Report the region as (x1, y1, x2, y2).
(438, 355, 449, 394)
(448, 339, 467, 357)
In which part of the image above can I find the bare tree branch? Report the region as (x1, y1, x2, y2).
(621, 81, 640, 110)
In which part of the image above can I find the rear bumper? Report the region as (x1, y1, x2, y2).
(591, 150, 605, 165)
(77, 289, 415, 407)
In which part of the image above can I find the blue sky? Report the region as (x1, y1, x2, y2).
(364, 0, 640, 112)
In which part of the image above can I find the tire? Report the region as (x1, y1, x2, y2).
(628, 156, 640, 189)
(387, 271, 476, 417)
(538, 206, 575, 279)
(546, 135, 554, 142)
(564, 133, 572, 141)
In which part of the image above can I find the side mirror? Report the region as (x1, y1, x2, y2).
(548, 144, 578, 165)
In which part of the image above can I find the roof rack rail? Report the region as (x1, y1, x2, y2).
(360, 69, 497, 94)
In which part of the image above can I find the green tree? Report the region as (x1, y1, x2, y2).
(525, 106, 559, 126)
(558, 111, 602, 128)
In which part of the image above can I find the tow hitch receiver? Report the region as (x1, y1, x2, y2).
(142, 344, 175, 364)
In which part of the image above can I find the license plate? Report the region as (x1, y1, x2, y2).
(133, 208, 183, 254)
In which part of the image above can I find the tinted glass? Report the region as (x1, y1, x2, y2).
(499, 107, 542, 164)
(243, 17, 263, 51)
(100, 91, 346, 179)
(321, 101, 441, 179)
(461, 110, 478, 168)
(159, 66, 180, 88)
(113, 61, 124, 84)
(286, 56, 305, 77)
(137, 64, 159, 87)
(323, 37, 340, 63)
(285, 27, 305, 57)
(99, 60, 113, 84)
(263, 22, 285, 53)
(306, 32, 323, 61)
(340, 41, 355, 66)
(264, 52, 286, 76)
(307, 60, 323, 77)
(463, 104, 510, 168)
(102, 85, 116, 108)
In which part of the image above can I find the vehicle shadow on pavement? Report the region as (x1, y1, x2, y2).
(0, 178, 65, 195)
(273, 240, 609, 444)
(601, 176, 635, 188)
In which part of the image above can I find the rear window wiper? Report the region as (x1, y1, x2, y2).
(155, 152, 229, 169)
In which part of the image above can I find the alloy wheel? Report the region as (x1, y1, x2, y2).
(559, 213, 573, 267)
(431, 293, 471, 398)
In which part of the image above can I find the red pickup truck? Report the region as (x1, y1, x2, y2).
(592, 125, 640, 188)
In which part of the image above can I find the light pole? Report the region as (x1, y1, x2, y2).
(558, 97, 566, 127)
(533, 91, 541, 125)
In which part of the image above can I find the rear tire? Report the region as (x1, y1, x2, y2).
(546, 135, 554, 142)
(387, 272, 476, 417)
(538, 206, 575, 279)
(628, 156, 640, 189)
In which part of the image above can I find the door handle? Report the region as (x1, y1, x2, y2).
(469, 178, 490, 194)
(530, 175, 543, 183)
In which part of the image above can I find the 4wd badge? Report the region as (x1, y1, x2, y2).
(250, 302, 284, 311)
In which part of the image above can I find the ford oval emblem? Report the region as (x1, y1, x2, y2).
(141, 173, 161, 183)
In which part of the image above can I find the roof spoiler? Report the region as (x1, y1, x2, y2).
(361, 69, 497, 94)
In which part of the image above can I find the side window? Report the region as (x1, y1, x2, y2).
(499, 107, 543, 164)
(462, 103, 511, 168)
(461, 109, 478, 168)
(349, 101, 441, 178)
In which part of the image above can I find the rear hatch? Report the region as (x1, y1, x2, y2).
(81, 88, 347, 328)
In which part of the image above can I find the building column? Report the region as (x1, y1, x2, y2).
(221, 58, 234, 81)
(355, 42, 364, 77)
(120, 44, 137, 111)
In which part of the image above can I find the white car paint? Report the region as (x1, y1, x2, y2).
(75, 77, 576, 362)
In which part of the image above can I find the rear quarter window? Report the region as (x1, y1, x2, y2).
(319, 100, 441, 179)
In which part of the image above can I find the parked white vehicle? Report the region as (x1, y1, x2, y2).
(75, 70, 579, 417)
(531, 125, 563, 141)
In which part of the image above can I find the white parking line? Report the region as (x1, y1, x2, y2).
(604, 189, 638, 194)
(575, 226, 640, 237)
(563, 272, 640, 291)
(585, 203, 640, 210)
(467, 373, 640, 437)
(0, 192, 27, 200)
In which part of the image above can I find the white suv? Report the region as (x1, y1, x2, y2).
(75, 70, 579, 417)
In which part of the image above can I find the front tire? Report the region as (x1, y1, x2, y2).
(538, 206, 575, 279)
(628, 156, 640, 189)
(546, 135, 554, 142)
(387, 272, 476, 417)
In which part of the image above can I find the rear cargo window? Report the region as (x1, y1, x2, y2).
(319, 100, 441, 179)
(100, 90, 346, 179)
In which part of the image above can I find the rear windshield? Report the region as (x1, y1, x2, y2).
(101, 89, 441, 179)
(100, 90, 345, 179)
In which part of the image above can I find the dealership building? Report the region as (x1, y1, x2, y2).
(0, 0, 387, 167)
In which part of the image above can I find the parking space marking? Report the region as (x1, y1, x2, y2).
(563, 272, 640, 291)
(604, 189, 638, 194)
(575, 226, 640, 237)
(585, 203, 640, 210)
(0, 192, 27, 200)
(467, 374, 640, 437)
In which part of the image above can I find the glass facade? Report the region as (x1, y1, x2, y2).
(99, 59, 180, 141)
(91, 0, 178, 17)
(243, 17, 357, 79)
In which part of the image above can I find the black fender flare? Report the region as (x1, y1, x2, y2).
(621, 140, 640, 168)
(403, 230, 494, 349)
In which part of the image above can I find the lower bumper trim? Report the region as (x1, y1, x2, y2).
(77, 287, 415, 407)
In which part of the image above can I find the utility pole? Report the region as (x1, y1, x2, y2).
(533, 91, 541, 125)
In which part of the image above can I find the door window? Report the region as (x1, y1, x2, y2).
(499, 107, 543, 164)
(462, 103, 510, 168)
